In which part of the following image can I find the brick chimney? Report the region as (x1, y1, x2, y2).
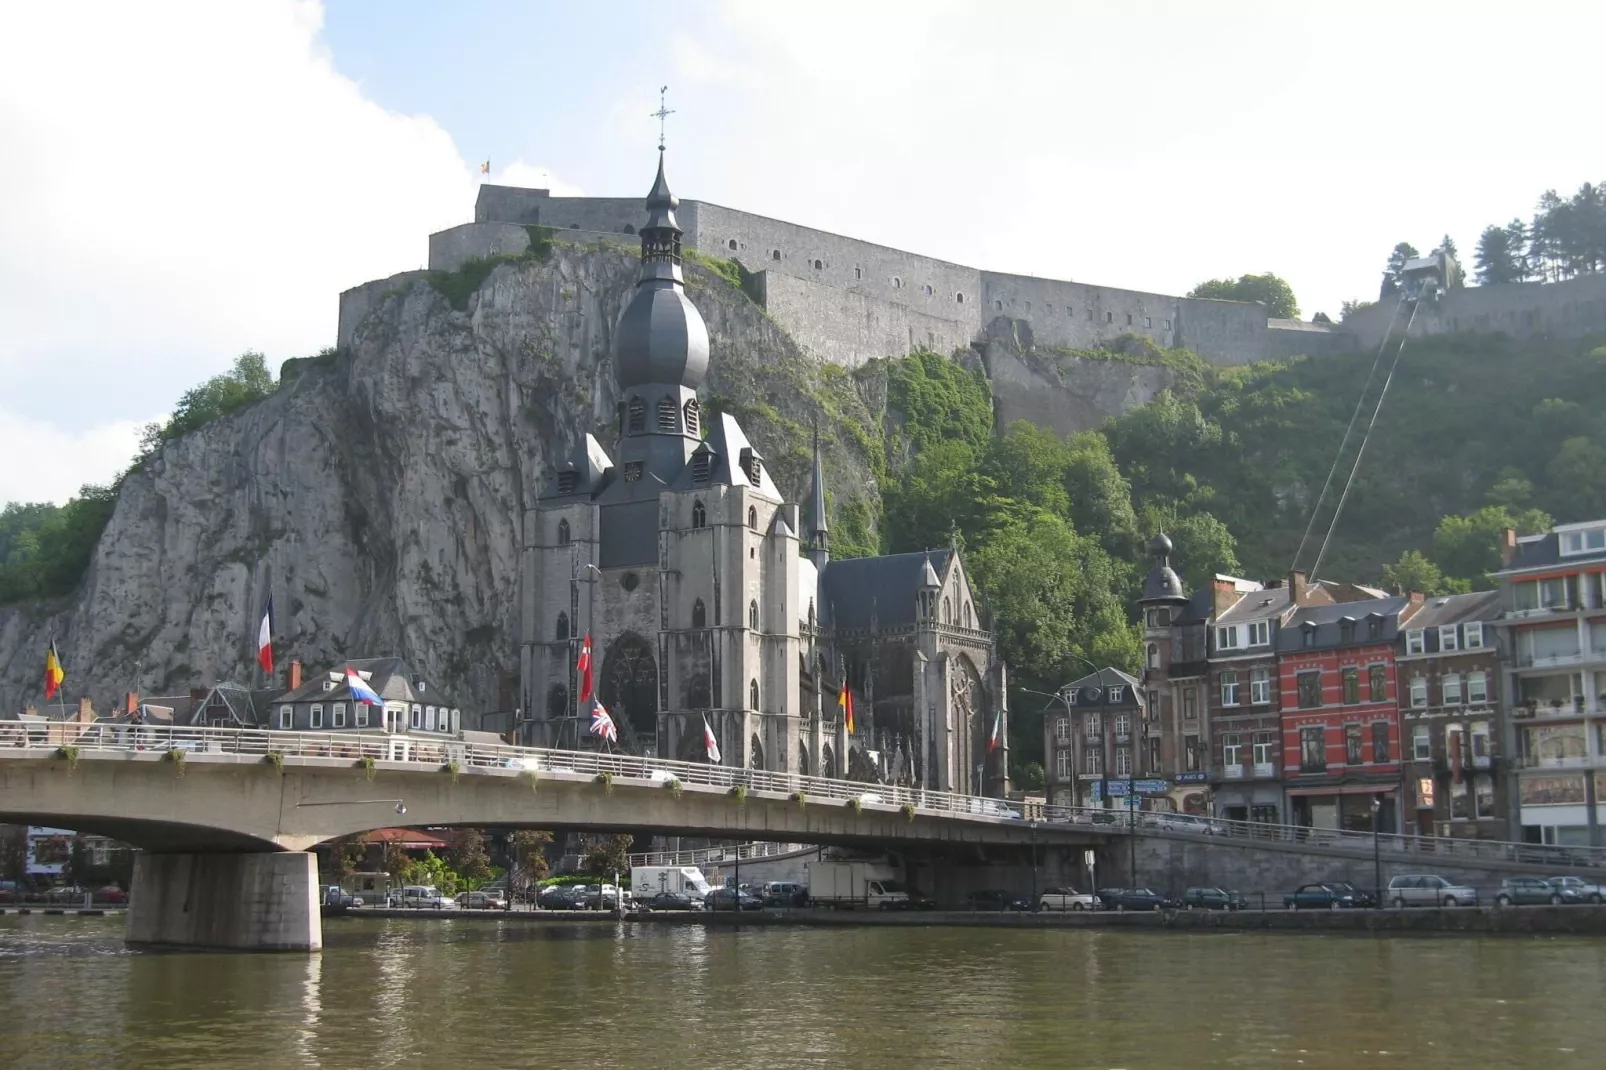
(1288, 570, 1309, 605)
(1500, 527, 1519, 567)
(124, 691, 139, 715)
(1212, 576, 1240, 617)
(288, 659, 303, 691)
(75, 696, 95, 723)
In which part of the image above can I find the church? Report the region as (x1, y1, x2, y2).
(515, 149, 1008, 796)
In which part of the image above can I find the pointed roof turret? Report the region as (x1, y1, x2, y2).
(612, 148, 709, 393)
(919, 551, 941, 590)
(807, 421, 829, 553)
(644, 149, 679, 232)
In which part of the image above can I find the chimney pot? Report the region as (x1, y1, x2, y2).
(289, 660, 303, 690)
(125, 691, 139, 715)
(1288, 570, 1309, 605)
(1500, 527, 1519, 567)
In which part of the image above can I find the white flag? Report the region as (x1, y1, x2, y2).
(702, 716, 721, 763)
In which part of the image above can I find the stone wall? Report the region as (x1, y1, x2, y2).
(979, 272, 1185, 352)
(1342, 273, 1606, 353)
(126, 851, 321, 951)
(759, 271, 974, 368)
(1175, 297, 1272, 366)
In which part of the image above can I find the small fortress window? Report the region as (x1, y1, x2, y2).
(748, 505, 758, 530)
(1025, 301, 1032, 312)
(749, 600, 760, 631)
(691, 500, 706, 528)
(993, 299, 1003, 311)
(892, 277, 903, 289)
(683, 398, 700, 436)
(1126, 313, 1133, 325)
(1164, 318, 1172, 330)
(693, 598, 707, 628)
(728, 239, 738, 250)
(569, 223, 580, 229)
(956, 293, 964, 304)
(813, 259, 823, 270)
(557, 518, 570, 545)
(923, 284, 933, 296)
(1144, 316, 1153, 328)
(1106, 311, 1114, 323)
(557, 471, 578, 495)
(854, 267, 862, 280)
(692, 451, 711, 484)
(627, 396, 646, 434)
(771, 249, 782, 261)
(623, 224, 635, 235)
(657, 396, 678, 433)
(556, 611, 570, 641)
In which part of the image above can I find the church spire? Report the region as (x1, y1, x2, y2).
(807, 419, 829, 569)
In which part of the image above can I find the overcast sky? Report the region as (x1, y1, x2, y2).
(2, 0, 1600, 505)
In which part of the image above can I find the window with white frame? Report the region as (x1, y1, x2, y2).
(1252, 732, 1273, 765)
(1085, 748, 1102, 775)
(332, 702, 346, 728)
(1055, 749, 1072, 780)
(1514, 577, 1575, 610)
(1108, 685, 1126, 703)
(1412, 723, 1431, 760)
(425, 705, 437, 731)
(1054, 716, 1070, 741)
(1467, 671, 1489, 703)
(1220, 670, 1241, 706)
(1222, 733, 1242, 766)
(1439, 626, 1459, 652)
(1560, 527, 1606, 555)
(356, 704, 370, 728)
(279, 704, 293, 730)
(1114, 748, 1132, 776)
(1442, 674, 1463, 705)
(451, 710, 460, 734)
(1410, 676, 1428, 707)
(1405, 629, 1425, 655)
(1464, 622, 1484, 649)
(1113, 713, 1131, 737)
(411, 704, 422, 729)
(1247, 620, 1270, 646)
(1084, 711, 1102, 735)
(310, 703, 323, 729)
(1183, 687, 1198, 719)
(1249, 668, 1270, 704)
(1216, 625, 1242, 650)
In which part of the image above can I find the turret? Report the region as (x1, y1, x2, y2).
(806, 423, 829, 571)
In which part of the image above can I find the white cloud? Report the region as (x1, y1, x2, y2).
(0, 1, 575, 503)
(493, 161, 585, 198)
(0, 410, 151, 504)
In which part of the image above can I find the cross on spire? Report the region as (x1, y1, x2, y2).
(652, 85, 675, 151)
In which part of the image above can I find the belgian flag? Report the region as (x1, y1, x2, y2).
(44, 639, 65, 700)
(838, 676, 854, 735)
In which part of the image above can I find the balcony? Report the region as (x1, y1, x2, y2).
(1515, 754, 1600, 771)
(1511, 701, 1591, 721)
(1253, 761, 1275, 778)
(1515, 650, 1589, 669)
(1504, 603, 1579, 621)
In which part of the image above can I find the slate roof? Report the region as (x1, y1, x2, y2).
(1499, 527, 1606, 574)
(821, 550, 951, 631)
(268, 657, 457, 709)
(1395, 590, 1500, 632)
(669, 412, 782, 498)
(1277, 596, 1417, 651)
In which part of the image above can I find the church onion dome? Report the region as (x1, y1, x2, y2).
(612, 150, 710, 392)
(1140, 530, 1186, 603)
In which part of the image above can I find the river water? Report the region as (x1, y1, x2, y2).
(2, 914, 1604, 1069)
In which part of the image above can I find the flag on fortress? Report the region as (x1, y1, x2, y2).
(480, 160, 490, 174)
(838, 677, 854, 734)
(344, 665, 383, 706)
(589, 702, 617, 744)
(43, 639, 65, 700)
(257, 595, 274, 674)
(577, 633, 594, 705)
(702, 716, 721, 763)
(987, 710, 1003, 753)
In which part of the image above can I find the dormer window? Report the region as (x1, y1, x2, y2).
(683, 398, 700, 436)
(657, 396, 678, 433)
(627, 396, 646, 434)
(743, 452, 762, 484)
(322, 680, 335, 692)
(1560, 527, 1606, 555)
(557, 470, 578, 495)
(692, 450, 711, 484)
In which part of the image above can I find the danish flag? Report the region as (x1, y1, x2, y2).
(577, 633, 594, 705)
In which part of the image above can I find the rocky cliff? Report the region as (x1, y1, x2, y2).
(0, 239, 882, 715)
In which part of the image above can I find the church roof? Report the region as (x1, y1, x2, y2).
(669, 411, 782, 497)
(540, 433, 615, 500)
(821, 550, 952, 631)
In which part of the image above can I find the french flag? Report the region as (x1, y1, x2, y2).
(345, 665, 383, 706)
(257, 595, 274, 674)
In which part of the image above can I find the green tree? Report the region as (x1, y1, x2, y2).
(581, 834, 633, 877)
(1474, 224, 1523, 286)
(445, 829, 493, 883)
(508, 830, 553, 901)
(139, 350, 276, 456)
(1381, 242, 1420, 297)
(1545, 437, 1606, 519)
(1187, 273, 1300, 319)
(1432, 505, 1553, 587)
(1382, 550, 1468, 596)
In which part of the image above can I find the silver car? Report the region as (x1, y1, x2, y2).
(1547, 876, 1606, 904)
(1386, 874, 1477, 908)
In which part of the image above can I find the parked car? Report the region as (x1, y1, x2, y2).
(1180, 886, 1244, 911)
(575, 884, 628, 910)
(761, 881, 808, 907)
(639, 891, 702, 912)
(964, 889, 1032, 912)
(1038, 886, 1102, 911)
(391, 885, 451, 909)
(1099, 887, 1176, 912)
(705, 887, 764, 911)
(323, 886, 364, 908)
(0, 881, 20, 903)
(1147, 813, 1225, 835)
(1323, 881, 1377, 909)
(1495, 877, 1576, 907)
(537, 885, 582, 910)
(92, 885, 128, 905)
(1386, 874, 1478, 908)
(1547, 876, 1606, 904)
(457, 890, 508, 910)
(44, 885, 87, 903)
(1284, 883, 1360, 910)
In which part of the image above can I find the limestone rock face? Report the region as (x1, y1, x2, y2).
(0, 241, 880, 714)
(973, 322, 1179, 437)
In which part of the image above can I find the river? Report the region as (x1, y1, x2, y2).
(2, 914, 1604, 1069)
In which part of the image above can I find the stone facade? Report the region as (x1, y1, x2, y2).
(1342, 273, 1606, 353)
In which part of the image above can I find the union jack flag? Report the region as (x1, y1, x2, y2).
(588, 702, 617, 744)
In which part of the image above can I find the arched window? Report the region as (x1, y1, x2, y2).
(749, 679, 760, 710)
(942, 596, 952, 623)
(1147, 643, 1159, 669)
(749, 599, 759, 631)
(923, 284, 933, 296)
(992, 299, 1003, 311)
(962, 602, 972, 628)
(727, 238, 738, 250)
(657, 396, 678, 433)
(812, 259, 823, 270)
(749, 733, 764, 770)
(691, 499, 706, 528)
(627, 396, 646, 434)
(771, 249, 782, 261)
(692, 598, 707, 628)
(854, 267, 862, 280)
(823, 743, 836, 778)
(892, 276, 903, 289)
(682, 398, 700, 436)
(623, 224, 635, 235)
(956, 292, 965, 304)
(556, 611, 570, 641)
(799, 743, 811, 776)
(748, 505, 758, 529)
(557, 518, 570, 545)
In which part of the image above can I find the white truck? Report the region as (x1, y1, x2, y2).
(630, 865, 715, 902)
(805, 860, 910, 910)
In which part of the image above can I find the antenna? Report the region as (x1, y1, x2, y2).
(652, 85, 675, 151)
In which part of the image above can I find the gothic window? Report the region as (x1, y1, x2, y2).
(963, 602, 972, 628)
(627, 396, 646, 434)
(557, 518, 570, 545)
(748, 505, 758, 529)
(799, 743, 810, 776)
(657, 396, 678, 433)
(749, 733, 764, 770)
(692, 598, 707, 628)
(943, 596, 952, 623)
(691, 500, 706, 528)
(683, 398, 700, 436)
(546, 684, 568, 719)
(557, 471, 578, 495)
(749, 599, 759, 631)
(749, 679, 760, 710)
(692, 451, 711, 484)
(599, 633, 658, 743)
(823, 743, 836, 778)
(555, 611, 570, 641)
(685, 675, 710, 710)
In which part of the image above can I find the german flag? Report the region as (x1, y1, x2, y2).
(44, 639, 65, 700)
(839, 676, 854, 735)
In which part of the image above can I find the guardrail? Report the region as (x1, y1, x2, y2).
(627, 841, 809, 868)
(7, 723, 1606, 869)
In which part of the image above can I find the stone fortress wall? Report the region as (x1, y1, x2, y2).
(340, 183, 1606, 376)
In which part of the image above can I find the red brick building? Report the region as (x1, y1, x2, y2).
(1278, 595, 1424, 833)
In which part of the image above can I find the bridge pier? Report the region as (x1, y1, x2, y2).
(126, 851, 322, 952)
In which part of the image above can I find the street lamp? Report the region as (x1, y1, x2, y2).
(1370, 795, 1383, 909)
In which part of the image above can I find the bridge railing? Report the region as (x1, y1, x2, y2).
(626, 841, 809, 868)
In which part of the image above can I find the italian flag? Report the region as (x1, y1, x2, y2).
(987, 709, 1003, 753)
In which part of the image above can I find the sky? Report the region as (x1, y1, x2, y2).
(2, 0, 1601, 506)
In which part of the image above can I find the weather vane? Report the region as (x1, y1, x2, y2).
(652, 85, 674, 151)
